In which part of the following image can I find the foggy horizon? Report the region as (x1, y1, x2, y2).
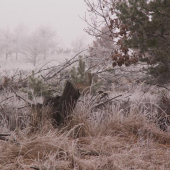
(0, 0, 92, 47)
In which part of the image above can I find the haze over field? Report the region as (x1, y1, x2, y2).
(0, 0, 94, 71)
(0, 0, 92, 47)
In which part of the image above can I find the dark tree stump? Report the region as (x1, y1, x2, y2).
(43, 81, 80, 126)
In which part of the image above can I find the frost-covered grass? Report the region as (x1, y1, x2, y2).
(0, 54, 170, 169)
(0, 104, 170, 170)
(0, 83, 170, 170)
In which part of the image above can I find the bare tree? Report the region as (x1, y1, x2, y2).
(21, 26, 60, 66)
(0, 28, 14, 59)
(71, 36, 87, 54)
(21, 30, 43, 66)
(38, 26, 61, 60)
(13, 24, 28, 60)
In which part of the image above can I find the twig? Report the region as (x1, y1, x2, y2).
(9, 85, 31, 106)
(136, 79, 170, 92)
(30, 167, 39, 170)
(46, 49, 88, 80)
(0, 134, 10, 136)
(0, 136, 8, 141)
(0, 96, 14, 104)
(0, 134, 10, 141)
(93, 94, 122, 109)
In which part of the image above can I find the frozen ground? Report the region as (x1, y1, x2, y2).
(0, 50, 170, 170)
(0, 53, 74, 76)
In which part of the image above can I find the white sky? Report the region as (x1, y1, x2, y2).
(0, 0, 92, 47)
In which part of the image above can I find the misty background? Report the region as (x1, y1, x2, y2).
(0, 0, 93, 72)
(0, 0, 92, 46)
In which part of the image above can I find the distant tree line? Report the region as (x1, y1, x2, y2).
(0, 25, 62, 65)
(0, 25, 88, 66)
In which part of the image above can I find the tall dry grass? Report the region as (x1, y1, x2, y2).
(0, 92, 170, 170)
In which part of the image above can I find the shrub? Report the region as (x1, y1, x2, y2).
(24, 71, 53, 100)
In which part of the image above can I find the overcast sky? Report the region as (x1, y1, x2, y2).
(0, 0, 92, 47)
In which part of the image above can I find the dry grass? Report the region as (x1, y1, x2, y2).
(0, 99, 170, 170)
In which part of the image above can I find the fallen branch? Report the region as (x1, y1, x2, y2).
(92, 94, 122, 109)
(0, 136, 8, 141)
(0, 134, 10, 141)
(30, 167, 39, 170)
(0, 96, 14, 104)
(9, 85, 30, 105)
(9, 85, 43, 111)
(46, 49, 88, 80)
(0, 134, 10, 136)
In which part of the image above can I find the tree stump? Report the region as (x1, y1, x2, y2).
(43, 81, 80, 126)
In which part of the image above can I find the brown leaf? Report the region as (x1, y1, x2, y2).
(125, 61, 131, 67)
(112, 62, 117, 67)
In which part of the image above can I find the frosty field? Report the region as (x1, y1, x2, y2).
(0, 53, 170, 170)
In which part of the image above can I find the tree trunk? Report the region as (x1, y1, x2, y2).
(43, 50, 47, 60)
(33, 55, 37, 66)
(16, 52, 18, 60)
(5, 53, 8, 60)
(43, 81, 80, 126)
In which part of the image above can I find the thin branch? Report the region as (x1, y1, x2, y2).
(30, 167, 39, 170)
(93, 94, 122, 109)
(0, 134, 10, 136)
(46, 49, 88, 80)
(0, 136, 8, 141)
(9, 85, 31, 106)
(0, 96, 14, 104)
(136, 79, 170, 92)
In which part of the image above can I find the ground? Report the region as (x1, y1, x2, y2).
(0, 53, 170, 170)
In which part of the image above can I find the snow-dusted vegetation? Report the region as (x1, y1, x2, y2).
(0, 0, 170, 169)
(0, 53, 170, 169)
